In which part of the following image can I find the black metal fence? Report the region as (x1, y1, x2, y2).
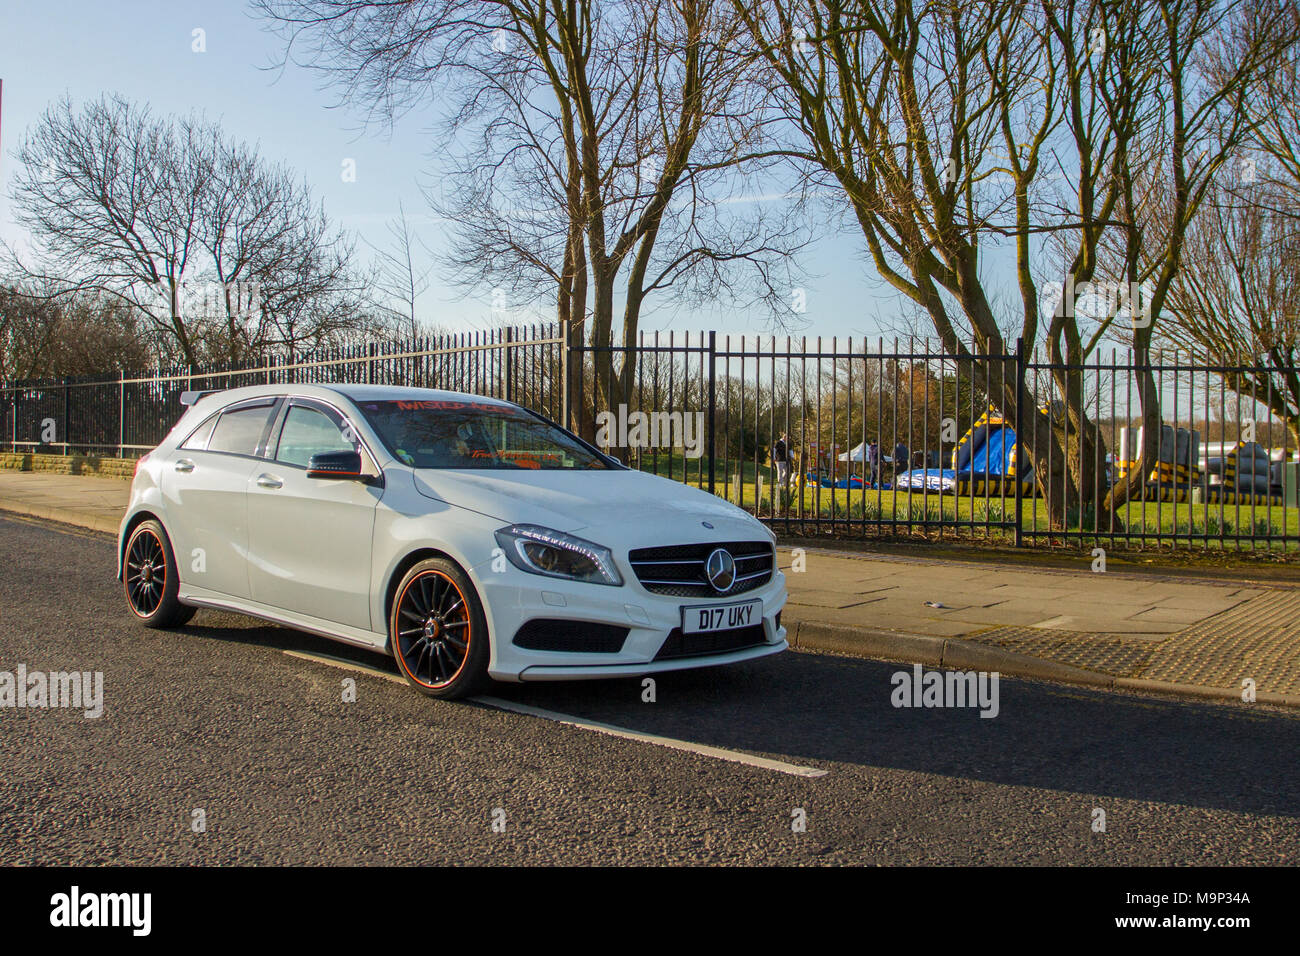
(1, 326, 564, 457)
(4, 322, 1298, 553)
(566, 332, 1298, 553)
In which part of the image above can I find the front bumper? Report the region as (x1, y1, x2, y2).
(516, 639, 787, 681)
(472, 564, 789, 682)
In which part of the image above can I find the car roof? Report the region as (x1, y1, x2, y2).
(175, 383, 519, 434)
(321, 383, 517, 406)
(186, 382, 514, 411)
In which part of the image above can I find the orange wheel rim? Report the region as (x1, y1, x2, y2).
(393, 570, 472, 688)
(125, 527, 167, 618)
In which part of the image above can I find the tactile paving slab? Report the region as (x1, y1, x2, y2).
(1139, 590, 1300, 695)
(976, 628, 1160, 676)
(973, 589, 1300, 697)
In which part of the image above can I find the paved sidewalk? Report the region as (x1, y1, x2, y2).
(780, 547, 1300, 706)
(1, 471, 1297, 706)
(0, 470, 130, 533)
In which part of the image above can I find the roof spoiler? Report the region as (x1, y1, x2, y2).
(180, 389, 219, 407)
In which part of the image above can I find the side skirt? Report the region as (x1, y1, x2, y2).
(178, 585, 390, 654)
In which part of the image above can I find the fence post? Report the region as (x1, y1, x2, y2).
(62, 377, 71, 457)
(707, 330, 716, 496)
(504, 326, 515, 404)
(1014, 337, 1026, 548)
(118, 371, 125, 459)
(559, 317, 571, 432)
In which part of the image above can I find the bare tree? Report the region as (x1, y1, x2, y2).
(1159, 180, 1300, 438)
(4, 94, 366, 366)
(0, 282, 151, 381)
(0, 283, 60, 382)
(4, 96, 205, 362)
(1160, 4, 1300, 445)
(735, 0, 1296, 528)
(366, 201, 437, 340)
(255, 0, 808, 442)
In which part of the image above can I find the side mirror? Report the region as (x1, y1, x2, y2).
(306, 450, 365, 480)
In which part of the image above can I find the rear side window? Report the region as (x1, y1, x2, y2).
(207, 404, 274, 456)
(179, 414, 218, 451)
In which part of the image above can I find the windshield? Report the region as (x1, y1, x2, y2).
(355, 398, 612, 470)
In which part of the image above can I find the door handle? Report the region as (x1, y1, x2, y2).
(256, 474, 283, 489)
(174, 459, 195, 473)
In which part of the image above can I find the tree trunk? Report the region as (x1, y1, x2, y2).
(588, 269, 617, 449)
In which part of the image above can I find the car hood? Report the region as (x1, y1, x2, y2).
(410, 467, 769, 545)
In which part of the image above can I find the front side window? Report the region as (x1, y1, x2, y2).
(275, 404, 359, 468)
(356, 399, 611, 470)
(207, 403, 275, 456)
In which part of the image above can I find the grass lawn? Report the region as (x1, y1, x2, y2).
(631, 455, 1300, 551)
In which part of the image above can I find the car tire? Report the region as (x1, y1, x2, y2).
(123, 519, 195, 629)
(390, 558, 489, 700)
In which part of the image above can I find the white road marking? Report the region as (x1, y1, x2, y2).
(283, 650, 829, 779)
(475, 695, 829, 778)
(283, 650, 405, 684)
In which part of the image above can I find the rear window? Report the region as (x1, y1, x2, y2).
(207, 403, 274, 456)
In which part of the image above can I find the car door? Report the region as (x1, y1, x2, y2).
(161, 397, 280, 601)
(245, 397, 381, 631)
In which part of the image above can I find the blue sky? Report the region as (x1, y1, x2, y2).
(0, 0, 916, 341)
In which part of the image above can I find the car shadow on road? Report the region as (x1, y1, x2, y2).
(184, 611, 1300, 819)
(491, 650, 1300, 820)
(180, 612, 385, 659)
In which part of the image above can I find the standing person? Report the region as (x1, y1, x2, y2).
(894, 440, 909, 478)
(866, 440, 878, 484)
(773, 431, 790, 509)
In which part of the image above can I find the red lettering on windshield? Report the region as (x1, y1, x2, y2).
(390, 399, 523, 414)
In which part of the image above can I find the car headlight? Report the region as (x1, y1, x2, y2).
(494, 524, 624, 587)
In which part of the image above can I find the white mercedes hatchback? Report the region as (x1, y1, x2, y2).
(118, 384, 787, 698)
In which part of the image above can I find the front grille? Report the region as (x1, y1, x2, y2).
(628, 540, 774, 597)
(653, 624, 768, 661)
(512, 619, 629, 654)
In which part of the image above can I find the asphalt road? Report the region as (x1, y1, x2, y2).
(2, 512, 1298, 865)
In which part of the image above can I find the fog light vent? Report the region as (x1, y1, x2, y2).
(513, 619, 630, 653)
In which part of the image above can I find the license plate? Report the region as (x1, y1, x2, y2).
(682, 598, 763, 634)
